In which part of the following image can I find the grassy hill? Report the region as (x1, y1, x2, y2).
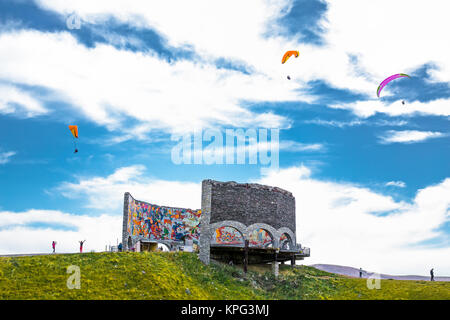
(0, 251, 448, 300)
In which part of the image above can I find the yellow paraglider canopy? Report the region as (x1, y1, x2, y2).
(68, 125, 78, 139)
(281, 50, 299, 64)
(68, 125, 79, 153)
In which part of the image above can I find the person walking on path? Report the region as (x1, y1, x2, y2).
(79, 240, 86, 253)
(359, 267, 363, 278)
(430, 268, 434, 281)
(52, 241, 56, 253)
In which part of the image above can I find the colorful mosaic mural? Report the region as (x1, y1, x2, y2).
(280, 233, 290, 249)
(213, 226, 244, 245)
(127, 197, 202, 243)
(248, 228, 273, 247)
(212, 227, 274, 247)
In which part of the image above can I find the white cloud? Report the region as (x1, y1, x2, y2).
(0, 210, 121, 254)
(331, 99, 450, 119)
(257, 166, 450, 275)
(386, 181, 406, 188)
(279, 140, 324, 152)
(32, 0, 375, 95)
(32, 0, 450, 111)
(0, 0, 447, 135)
(0, 84, 48, 117)
(379, 130, 446, 144)
(56, 165, 202, 211)
(0, 29, 296, 138)
(304, 118, 366, 128)
(322, 0, 450, 85)
(304, 118, 409, 128)
(0, 151, 16, 164)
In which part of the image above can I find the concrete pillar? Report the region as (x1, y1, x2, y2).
(199, 181, 212, 264)
(244, 239, 249, 273)
(272, 261, 279, 278)
(273, 250, 279, 277)
(122, 192, 130, 251)
(135, 240, 141, 252)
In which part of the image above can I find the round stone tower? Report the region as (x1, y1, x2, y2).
(199, 179, 298, 264)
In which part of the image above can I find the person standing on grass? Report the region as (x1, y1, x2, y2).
(52, 241, 56, 253)
(359, 267, 363, 278)
(79, 240, 86, 253)
(430, 268, 434, 281)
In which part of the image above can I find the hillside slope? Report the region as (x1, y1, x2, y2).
(0, 252, 448, 300)
(312, 264, 450, 282)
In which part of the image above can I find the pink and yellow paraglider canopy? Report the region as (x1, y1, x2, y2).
(377, 73, 410, 97)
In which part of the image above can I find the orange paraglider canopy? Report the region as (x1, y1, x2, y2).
(68, 125, 78, 139)
(281, 50, 299, 64)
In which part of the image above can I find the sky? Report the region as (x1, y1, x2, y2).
(0, 0, 449, 276)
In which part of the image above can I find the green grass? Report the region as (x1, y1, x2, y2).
(0, 252, 448, 300)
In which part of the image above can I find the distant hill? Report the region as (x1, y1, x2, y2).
(312, 264, 450, 282)
(0, 252, 449, 299)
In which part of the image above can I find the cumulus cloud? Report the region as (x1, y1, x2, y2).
(0, 29, 296, 138)
(30, 0, 450, 118)
(0, 0, 447, 137)
(322, 0, 450, 85)
(30, 0, 375, 95)
(56, 165, 202, 211)
(0, 84, 48, 117)
(379, 130, 446, 144)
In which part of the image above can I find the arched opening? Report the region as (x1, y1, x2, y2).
(157, 243, 171, 251)
(211, 226, 244, 246)
(248, 228, 274, 248)
(280, 233, 293, 250)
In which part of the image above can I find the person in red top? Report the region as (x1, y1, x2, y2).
(79, 240, 86, 253)
(52, 241, 56, 253)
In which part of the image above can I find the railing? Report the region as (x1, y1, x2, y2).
(296, 244, 310, 256)
(301, 247, 310, 256)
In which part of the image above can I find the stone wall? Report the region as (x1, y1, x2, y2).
(122, 192, 130, 251)
(206, 180, 296, 230)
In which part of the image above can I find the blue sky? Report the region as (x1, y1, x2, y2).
(0, 0, 449, 275)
